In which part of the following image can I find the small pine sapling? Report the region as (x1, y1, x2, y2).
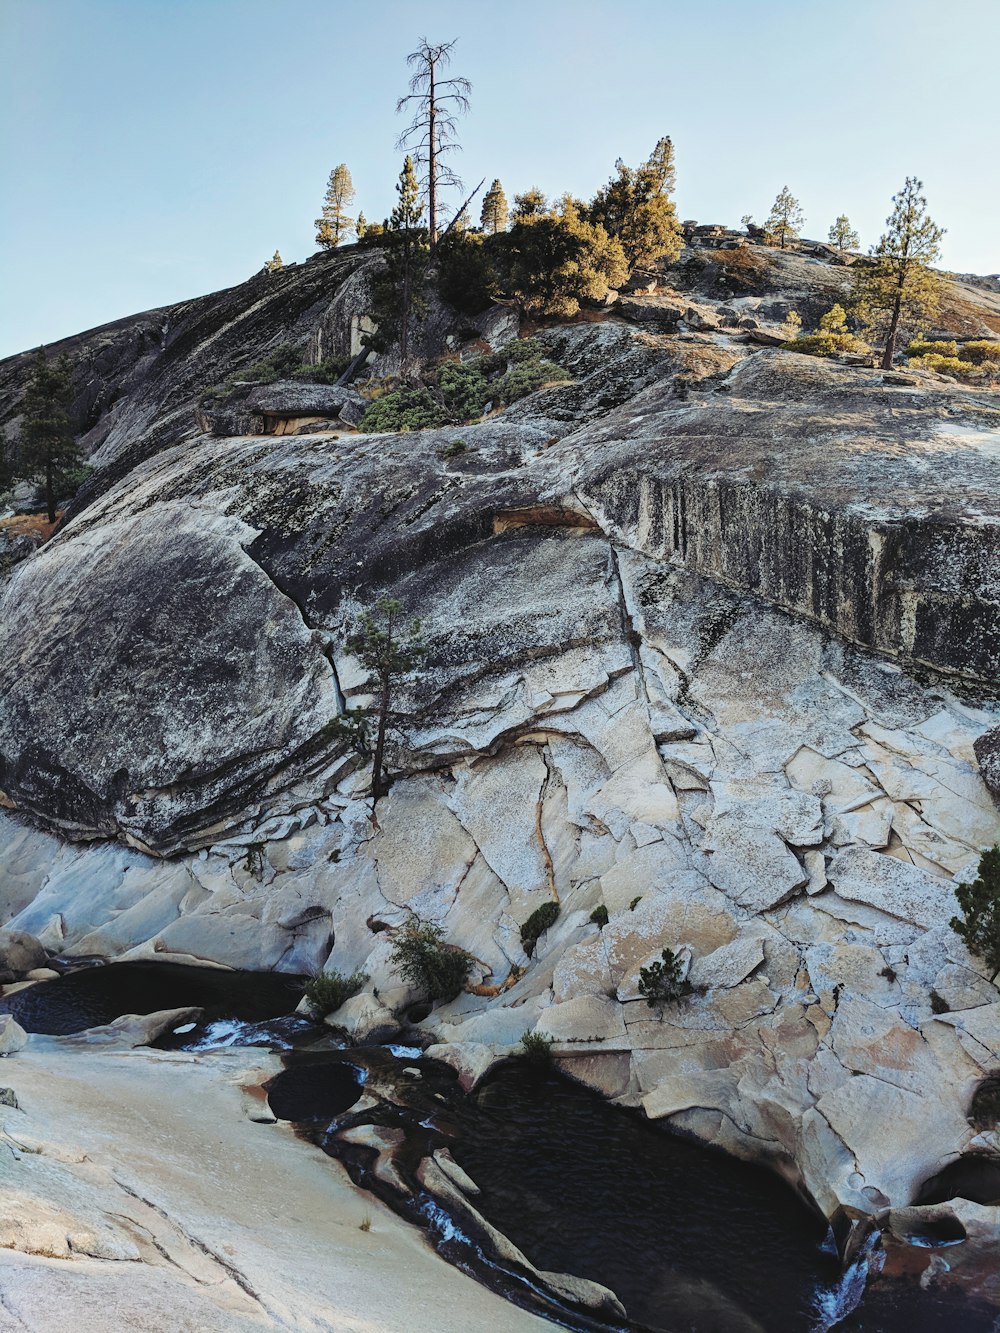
(637, 947, 691, 1008)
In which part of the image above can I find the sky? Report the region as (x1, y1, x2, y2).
(2, 0, 998, 360)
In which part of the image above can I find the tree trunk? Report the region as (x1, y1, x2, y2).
(428, 58, 437, 245)
(371, 672, 392, 803)
(400, 249, 411, 367)
(45, 455, 56, 524)
(881, 287, 904, 370)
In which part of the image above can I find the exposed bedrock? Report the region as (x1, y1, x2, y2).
(1, 328, 999, 1248)
(567, 352, 1000, 686)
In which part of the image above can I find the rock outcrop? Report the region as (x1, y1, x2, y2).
(1, 249, 999, 1266)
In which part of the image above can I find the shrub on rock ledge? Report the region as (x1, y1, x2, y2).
(520, 901, 560, 957)
(304, 969, 369, 1019)
(638, 947, 691, 1008)
(390, 918, 473, 1003)
(950, 845, 1000, 984)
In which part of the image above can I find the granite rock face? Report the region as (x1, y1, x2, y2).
(1, 261, 999, 1242)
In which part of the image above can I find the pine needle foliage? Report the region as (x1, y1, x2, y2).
(638, 948, 691, 1008)
(304, 969, 369, 1019)
(315, 164, 356, 248)
(346, 598, 425, 803)
(852, 177, 944, 369)
(951, 846, 1000, 984)
(21, 348, 81, 523)
(764, 187, 804, 250)
(520, 901, 560, 958)
(828, 215, 860, 252)
(390, 918, 473, 1003)
(480, 179, 508, 234)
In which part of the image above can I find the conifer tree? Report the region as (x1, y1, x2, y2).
(315, 164, 356, 248)
(480, 179, 508, 234)
(368, 156, 430, 365)
(587, 138, 683, 270)
(21, 349, 80, 523)
(347, 598, 425, 804)
(852, 177, 944, 369)
(511, 189, 547, 222)
(355, 211, 368, 239)
(264, 250, 284, 272)
(644, 136, 676, 195)
(396, 38, 471, 244)
(764, 187, 804, 250)
(829, 215, 860, 252)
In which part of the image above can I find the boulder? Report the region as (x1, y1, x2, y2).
(0, 927, 46, 975)
(57, 1006, 204, 1049)
(0, 1013, 28, 1055)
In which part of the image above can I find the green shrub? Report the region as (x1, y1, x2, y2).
(293, 356, 350, 385)
(359, 387, 447, 433)
(520, 1030, 555, 1064)
(970, 1074, 1000, 1130)
(389, 919, 473, 1003)
(785, 304, 869, 358)
(961, 339, 1000, 365)
(520, 901, 560, 957)
(637, 947, 691, 1008)
(906, 338, 1000, 383)
(358, 339, 569, 433)
(589, 904, 609, 928)
(436, 231, 497, 313)
(304, 969, 368, 1019)
(950, 845, 1000, 983)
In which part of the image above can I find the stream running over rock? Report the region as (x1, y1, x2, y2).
(7, 961, 998, 1332)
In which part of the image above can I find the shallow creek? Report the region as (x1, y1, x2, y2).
(4, 961, 996, 1332)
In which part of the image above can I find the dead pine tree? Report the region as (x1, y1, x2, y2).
(396, 37, 471, 245)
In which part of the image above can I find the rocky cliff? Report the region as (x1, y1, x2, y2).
(1, 241, 999, 1271)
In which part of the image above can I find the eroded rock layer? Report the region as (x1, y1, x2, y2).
(1, 301, 999, 1250)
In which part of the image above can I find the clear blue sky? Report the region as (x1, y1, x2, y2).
(2, 0, 998, 359)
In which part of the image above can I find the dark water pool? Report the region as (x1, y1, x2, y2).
(450, 1066, 840, 1333)
(0, 960, 306, 1035)
(8, 964, 996, 1331)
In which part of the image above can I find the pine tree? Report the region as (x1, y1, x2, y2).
(587, 138, 683, 270)
(829, 215, 860, 252)
(346, 598, 425, 804)
(852, 177, 944, 369)
(511, 189, 547, 222)
(396, 38, 471, 245)
(356, 211, 368, 239)
(644, 136, 676, 195)
(764, 187, 804, 250)
(315, 164, 355, 248)
(21, 349, 81, 523)
(368, 156, 430, 365)
(264, 250, 284, 272)
(480, 179, 508, 234)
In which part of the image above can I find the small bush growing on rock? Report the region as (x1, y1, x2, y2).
(638, 948, 691, 1008)
(304, 969, 368, 1019)
(970, 1074, 1000, 1130)
(905, 339, 1000, 383)
(390, 918, 473, 1003)
(950, 845, 1000, 983)
(785, 304, 870, 358)
(589, 905, 609, 928)
(520, 1031, 555, 1065)
(357, 339, 569, 433)
(520, 901, 560, 957)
